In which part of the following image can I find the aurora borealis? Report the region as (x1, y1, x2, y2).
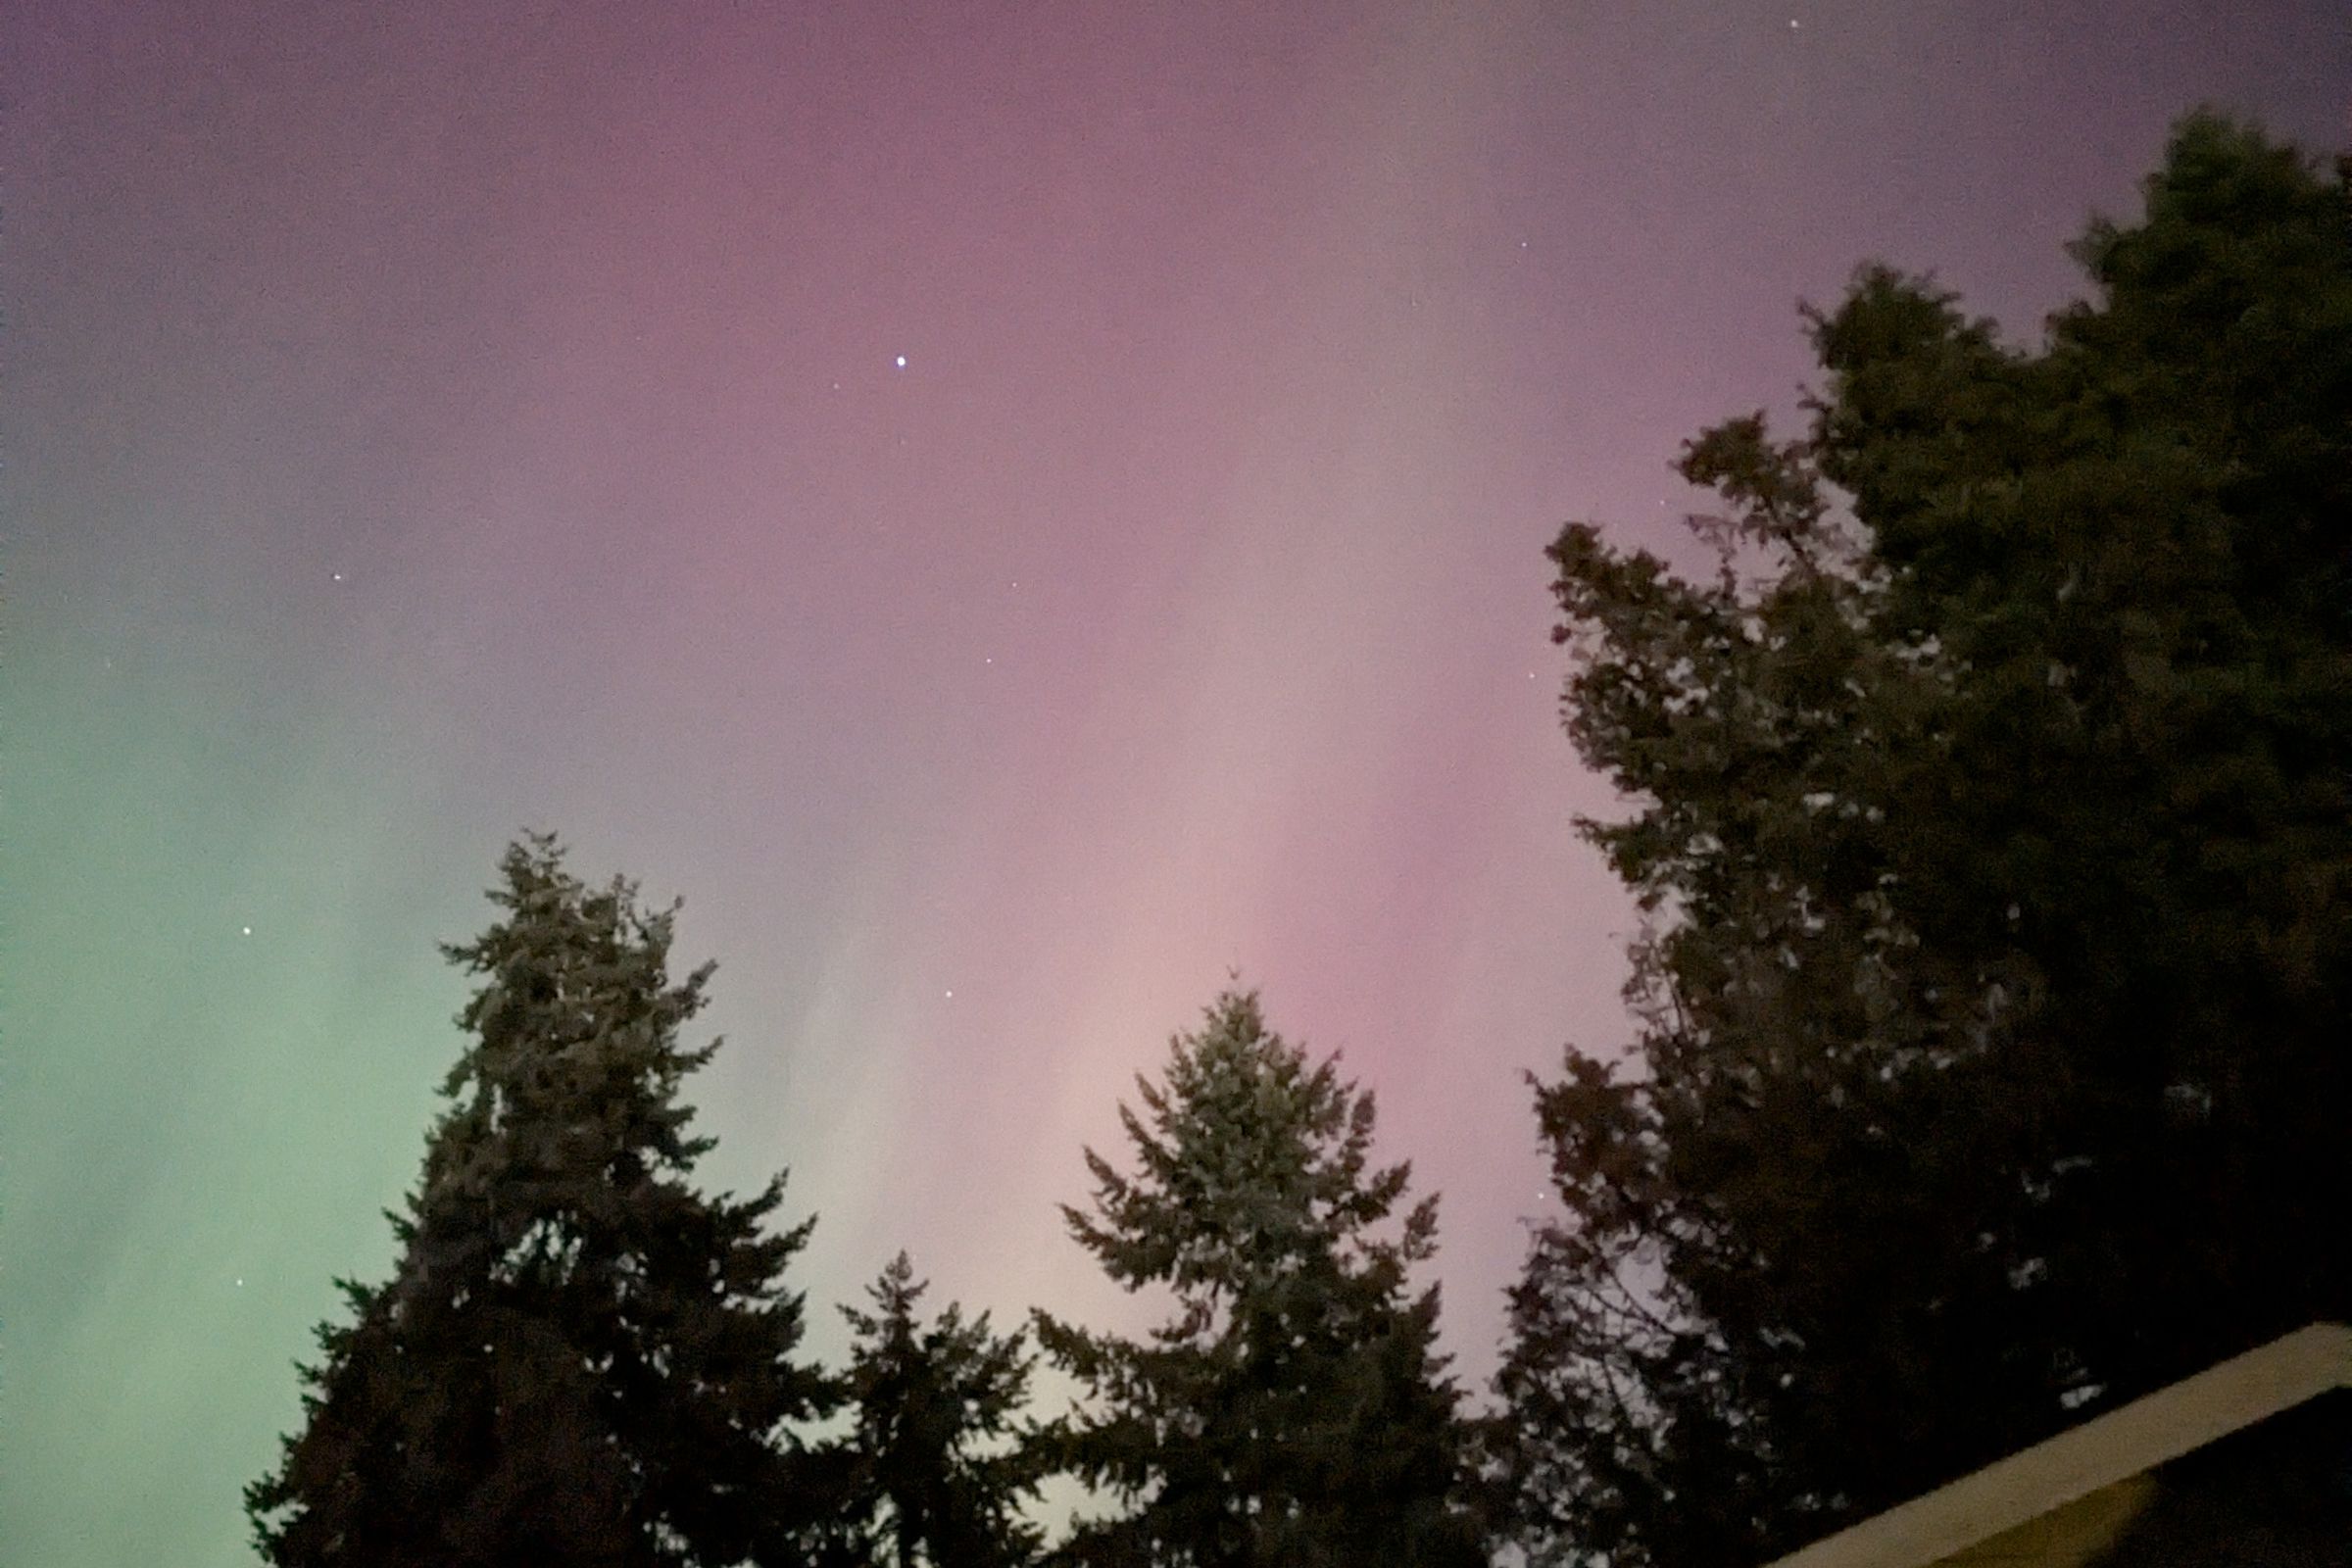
(5, 3, 2346, 1561)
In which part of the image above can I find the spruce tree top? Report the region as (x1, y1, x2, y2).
(1038, 990, 1482, 1568)
(247, 833, 834, 1568)
(1065, 989, 1436, 1307)
(425, 832, 722, 1219)
(832, 1251, 1051, 1567)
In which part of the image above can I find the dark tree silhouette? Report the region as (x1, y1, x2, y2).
(1036, 989, 1486, 1568)
(828, 1251, 1053, 1568)
(248, 834, 839, 1568)
(1496, 112, 2352, 1568)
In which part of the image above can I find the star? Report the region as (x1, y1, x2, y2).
(1789, 17, 1801, 27)
(944, 989, 955, 999)
(241, 925, 253, 936)
(330, 571, 344, 582)
(235, 1277, 244, 1288)
(894, 354, 907, 369)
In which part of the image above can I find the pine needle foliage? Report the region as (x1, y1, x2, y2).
(829, 1251, 1054, 1568)
(1494, 113, 2352, 1568)
(1036, 989, 1486, 1568)
(247, 833, 838, 1568)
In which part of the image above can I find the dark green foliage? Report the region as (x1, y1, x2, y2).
(247, 834, 838, 1568)
(1496, 113, 2352, 1567)
(1035, 990, 1486, 1568)
(826, 1251, 1052, 1568)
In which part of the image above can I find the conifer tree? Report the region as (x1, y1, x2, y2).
(1035, 990, 1485, 1568)
(1495, 113, 2352, 1567)
(829, 1252, 1052, 1568)
(247, 833, 839, 1568)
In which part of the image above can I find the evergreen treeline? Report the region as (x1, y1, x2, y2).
(249, 113, 2348, 1568)
(1491, 110, 2352, 1568)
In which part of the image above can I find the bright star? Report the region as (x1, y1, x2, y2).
(895, 355, 907, 369)
(241, 926, 253, 936)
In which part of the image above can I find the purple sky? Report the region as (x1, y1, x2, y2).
(5, 2, 2346, 1561)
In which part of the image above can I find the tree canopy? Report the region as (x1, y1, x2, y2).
(1036, 990, 1486, 1568)
(828, 1250, 1054, 1568)
(1494, 111, 2352, 1568)
(247, 834, 838, 1568)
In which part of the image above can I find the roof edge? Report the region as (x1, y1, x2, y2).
(1767, 1321, 2352, 1568)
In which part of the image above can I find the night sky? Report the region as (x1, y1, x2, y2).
(5, 3, 2346, 1561)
